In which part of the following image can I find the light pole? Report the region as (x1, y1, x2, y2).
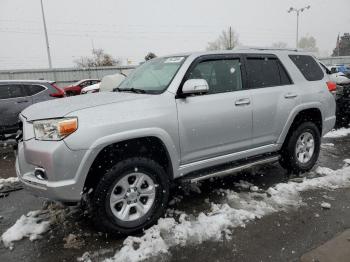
(288, 5, 311, 49)
(40, 0, 53, 69)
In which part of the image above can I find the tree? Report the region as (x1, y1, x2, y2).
(271, 41, 288, 49)
(145, 52, 157, 61)
(207, 27, 239, 51)
(298, 36, 319, 53)
(74, 49, 120, 68)
(332, 33, 350, 56)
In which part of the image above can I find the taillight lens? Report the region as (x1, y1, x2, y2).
(326, 81, 337, 93)
(50, 83, 65, 98)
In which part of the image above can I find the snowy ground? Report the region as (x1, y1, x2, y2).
(1, 128, 350, 262)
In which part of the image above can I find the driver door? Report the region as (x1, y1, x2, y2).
(176, 55, 252, 165)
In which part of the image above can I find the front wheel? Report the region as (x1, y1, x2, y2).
(280, 122, 320, 174)
(91, 157, 169, 235)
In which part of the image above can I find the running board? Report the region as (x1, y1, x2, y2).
(180, 155, 280, 183)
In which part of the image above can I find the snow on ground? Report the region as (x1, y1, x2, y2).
(1, 210, 50, 250)
(0, 177, 19, 190)
(104, 161, 350, 262)
(324, 128, 350, 138)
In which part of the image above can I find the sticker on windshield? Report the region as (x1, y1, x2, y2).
(164, 57, 185, 63)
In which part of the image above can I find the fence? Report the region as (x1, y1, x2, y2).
(318, 56, 350, 66)
(0, 65, 136, 87)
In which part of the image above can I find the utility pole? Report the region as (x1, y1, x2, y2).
(229, 26, 232, 50)
(40, 0, 53, 69)
(288, 5, 311, 49)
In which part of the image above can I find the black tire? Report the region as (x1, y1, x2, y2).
(91, 157, 169, 235)
(280, 122, 320, 174)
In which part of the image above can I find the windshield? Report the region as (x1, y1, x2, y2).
(117, 56, 186, 94)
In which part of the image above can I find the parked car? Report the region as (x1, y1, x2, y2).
(0, 80, 65, 137)
(63, 79, 100, 96)
(328, 65, 350, 78)
(320, 62, 350, 126)
(81, 83, 100, 94)
(16, 49, 336, 235)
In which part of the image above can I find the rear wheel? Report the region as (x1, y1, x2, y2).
(280, 122, 320, 174)
(91, 157, 169, 235)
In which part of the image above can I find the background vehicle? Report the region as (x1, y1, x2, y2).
(328, 65, 350, 78)
(81, 83, 100, 94)
(16, 50, 336, 235)
(63, 79, 100, 96)
(99, 73, 126, 92)
(0, 80, 64, 137)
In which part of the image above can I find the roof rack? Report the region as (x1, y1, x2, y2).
(234, 46, 299, 52)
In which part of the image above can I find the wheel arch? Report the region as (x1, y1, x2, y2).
(278, 104, 323, 145)
(83, 133, 178, 193)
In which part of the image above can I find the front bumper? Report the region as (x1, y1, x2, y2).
(16, 139, 88, 202)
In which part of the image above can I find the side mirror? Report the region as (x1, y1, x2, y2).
(182, 79, 209, 95)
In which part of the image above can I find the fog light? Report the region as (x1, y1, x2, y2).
(34, 167, 47, 180)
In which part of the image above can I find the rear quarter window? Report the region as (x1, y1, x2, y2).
(289, 55, 324, 81)
(25, 85, 46, 96)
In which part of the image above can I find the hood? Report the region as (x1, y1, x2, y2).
(21, 92, 150, 121)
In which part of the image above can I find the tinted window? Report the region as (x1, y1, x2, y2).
(26, 85, 46, 96)
(188, 59, 242, 94)
(289, 55, 324, 81)
(246, 57, 292, 88)
(277, 62, 292, 85)
(0, 85, 24, 99)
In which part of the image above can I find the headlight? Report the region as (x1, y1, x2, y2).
(33, 118, 78, 141)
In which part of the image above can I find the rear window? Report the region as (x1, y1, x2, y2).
(245, 57, 292, 88)
(289, 55, 324, 81)
(0, 84, 25, 99)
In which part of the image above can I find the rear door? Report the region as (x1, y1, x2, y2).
(0, 84, 32, 129)
(245, 54, 299, 147)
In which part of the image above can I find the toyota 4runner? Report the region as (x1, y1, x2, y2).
(16, 49, 336, 234)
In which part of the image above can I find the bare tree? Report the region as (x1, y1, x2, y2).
(74, 49, 120, 68)
(298, 36, 319, 53)
(271, 41, 288, 49)
(207, 27, 239, 51)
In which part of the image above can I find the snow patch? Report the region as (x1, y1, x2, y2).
(324, 128, 350, 138)
(105, 162, 350, 262)
(1, 210, 50, 250)
(320, 202, 331, 209)
(0, 177, 19, 190)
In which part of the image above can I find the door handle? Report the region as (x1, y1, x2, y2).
(235, 98, 250, 106)
(17, 100, 29, 103)
(284, 93, 298, 99)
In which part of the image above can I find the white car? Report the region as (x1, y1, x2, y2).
(81, 83, 100, 94)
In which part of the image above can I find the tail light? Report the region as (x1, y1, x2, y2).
(326, 81, 337, 93)
(50, 83, 66, 98)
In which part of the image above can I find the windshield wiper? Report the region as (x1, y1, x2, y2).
(115, 87, 146, 94)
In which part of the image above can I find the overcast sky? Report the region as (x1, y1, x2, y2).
(0, 0, 349, 70)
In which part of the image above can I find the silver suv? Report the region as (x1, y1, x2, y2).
(16, 49, 336, 234)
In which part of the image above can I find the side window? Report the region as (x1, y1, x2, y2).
(0, 85, 25, 99)
(187, 59, 242, 94)
(26, 85, 46, 96)
(277, 62, 293, 85)
(246, 57, 291, 88)
(289, 55, 324, 81)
